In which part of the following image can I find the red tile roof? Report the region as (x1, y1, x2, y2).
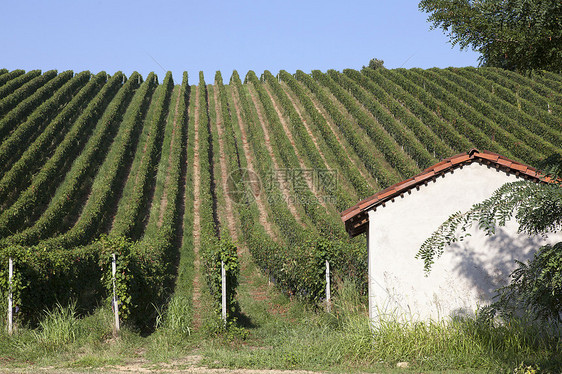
(341, 149, 548, 237)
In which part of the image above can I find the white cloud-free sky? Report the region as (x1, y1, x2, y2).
(0, 0, 480, 83)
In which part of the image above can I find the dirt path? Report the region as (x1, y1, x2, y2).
(229, 84, 277, 240)
(158, 85, 182, 227)
(0, 357, 325, 374)
(246, 84, 304, 226)
(191, 85, 202, 329)
(262, 84, 327, 209)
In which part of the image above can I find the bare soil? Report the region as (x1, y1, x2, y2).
(0, 355, 325, 374)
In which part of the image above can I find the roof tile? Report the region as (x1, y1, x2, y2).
(341, 149, 548, 237)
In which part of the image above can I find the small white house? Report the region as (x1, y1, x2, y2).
(341, 149, 562, 322)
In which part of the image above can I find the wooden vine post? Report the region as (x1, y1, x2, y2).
(221, 260, 226, 323)
(7, 257, 13, 335)
(326, 260, 331, 313)
(112, 253, 120, 333)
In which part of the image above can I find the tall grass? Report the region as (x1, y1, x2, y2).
(32, 302, 80, 348)
(200, 279, 562, 373)
(155, 295, 192, 337)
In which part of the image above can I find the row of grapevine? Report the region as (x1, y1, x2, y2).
(436, 68, 561, 151)
(112, 72, 190, 327)
(0, 71, 108, 206)
(241, 71, 311, 243)
(263, 70, 357, 213)
(410, 68, 546, 164)
(278, 70, 373, 200)
(0, 73, 140, 248)
(377, 68, 496, 154)
(326, 69, 439, 170)
(170, 80, 196, 329)
(256, 71, 347, 237)
(0, 70, 41, 100)
(196, 73, 239, 318)
(143, 85, 181, 236)
(0, 71, 92, 175)
(241, 72, 367, 300)
(534, 71, 562, 95)
(345, 68, 464, 156)
(503, 69, 562, 106)
(295, 70, 401, 188)
(0, 70, 54, 116)
(232, 72, 325, 300)
(0, 72, 122, 238)
(1, 67, 561, 324)
(250, 72, 319, 224)
(475, 68, 562, 128)
(0, 70, 24, 89)
(111, 72, 173, 239)
(0, 70, 74, 143)
(207, 81, 241, 318)
(397, 68, 531, 162)
(313, 70, 421, 177)
(36, 73, 157, 249)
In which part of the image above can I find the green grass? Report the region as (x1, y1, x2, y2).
(0, 269, 560, 373)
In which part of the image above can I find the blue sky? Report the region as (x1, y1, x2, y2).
(0, 0, 480, 83)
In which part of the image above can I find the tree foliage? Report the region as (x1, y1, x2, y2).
(419, 0, 562, 72)
(417, 154, 562, 321)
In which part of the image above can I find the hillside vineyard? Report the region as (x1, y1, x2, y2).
(0, 67, 561, 324)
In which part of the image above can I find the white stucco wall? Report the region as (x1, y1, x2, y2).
(367, 162, 561, 322)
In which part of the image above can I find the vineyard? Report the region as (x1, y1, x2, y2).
(0, 66, 561, 330)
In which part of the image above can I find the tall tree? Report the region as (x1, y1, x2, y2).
(419, 0, 562, 72)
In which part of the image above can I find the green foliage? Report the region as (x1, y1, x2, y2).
(203, 239, 240, 318)
(111, 72, 173, 239)
(0, 70, 54, 117)
(0, 244, 101, 325)
(493, 242, 562, 322)
(0, 71, 109, 207)
(333, 68, 446, 167)
(39, 72, 156, 249)
(413, 68, 543, 164)
(314, 69, 420, 179)
(98, 234, 172, 327)
(0, 72, 138, 247)
(278, 70, 371, 200)
(0, 69, 24, 87)
(365, 58, 385, 70)
(296, 69, 400, 188)
(98, 235, 135, 321)
(419, 0, 562, 72)
(0, 70, 74, 145)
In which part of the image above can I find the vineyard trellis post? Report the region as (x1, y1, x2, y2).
(112, 253, 120, 333)
(326, 260, 331, 313)
(7, 257, 13, 335)
(221, 260, 226, 323)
